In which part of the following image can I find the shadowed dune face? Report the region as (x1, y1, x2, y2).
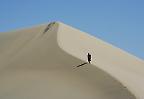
(0, 65, 135, 99)
(0, 22, 136, 99)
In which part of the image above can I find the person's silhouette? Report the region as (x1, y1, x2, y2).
(74, 53, 91, 68)
(87, 53, 91, 64)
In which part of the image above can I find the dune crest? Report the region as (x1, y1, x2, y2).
(0, 22, 143, 99)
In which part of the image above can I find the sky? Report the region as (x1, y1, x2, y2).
(0, 0, 144, 60)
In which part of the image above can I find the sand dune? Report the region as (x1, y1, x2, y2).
(0, 22, 144, 99)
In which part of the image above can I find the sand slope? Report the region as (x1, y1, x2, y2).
(0, 22, 143, 99)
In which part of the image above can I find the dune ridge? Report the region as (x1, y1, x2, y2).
(0, 22, 143, 99)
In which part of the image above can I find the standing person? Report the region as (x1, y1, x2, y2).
(87, 53, 91, 64)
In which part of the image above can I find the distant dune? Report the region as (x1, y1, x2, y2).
(0, 22, 144, 99)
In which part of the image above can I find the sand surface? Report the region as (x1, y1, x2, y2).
(0, 22, 143, 99)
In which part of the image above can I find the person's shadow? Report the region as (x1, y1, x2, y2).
(74, 53, 91, 68)
(74, 62, 88, 68)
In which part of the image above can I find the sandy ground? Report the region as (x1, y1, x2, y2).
(0, 22, 143, 99)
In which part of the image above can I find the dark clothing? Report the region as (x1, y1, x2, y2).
(87, 53, 91, 64)
(74, 53, 92, 68)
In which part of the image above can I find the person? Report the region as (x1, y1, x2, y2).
(87, 53, 91, 64)
(74, 53, 91, 68)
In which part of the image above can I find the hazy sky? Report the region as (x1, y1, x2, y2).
(0, 0, 144, 59)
